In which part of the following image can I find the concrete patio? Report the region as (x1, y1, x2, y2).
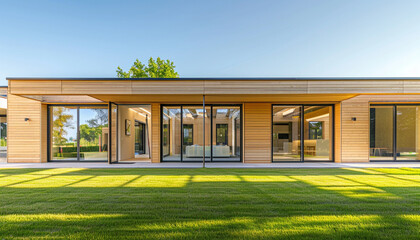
(1, 162, 420, 169)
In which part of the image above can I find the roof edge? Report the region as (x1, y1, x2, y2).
(6, 77, 420, 81)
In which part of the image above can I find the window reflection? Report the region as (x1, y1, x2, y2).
(51, 106, 78, 161)
(303, 106, 333, 161)
(369, 106, 394, 160)
(272, 106, 301, 161)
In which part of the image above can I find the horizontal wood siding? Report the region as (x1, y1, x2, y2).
(62, 81, 132, 94)
(334, 103, 341, 163)
(7, 94, 42, 162)
(151, 103, 160, 163)
(204, 81, 308, 94)
(340, 94, 420, 162)
(10, 79, 420, 96)
(132, 81, 204, 94)
(244, 103, 271, 163)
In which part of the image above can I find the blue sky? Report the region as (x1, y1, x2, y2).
(1, 0, 420, 85)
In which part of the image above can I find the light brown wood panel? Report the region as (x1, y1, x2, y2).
(89, 94, 354, 104)
(243, 103, 272, 163)
(151, 103, 161, 163)
(334, 103, 341, 162)
(132, 80, 204, 94)
(204, 81, 308, 94)
(7, 94, 43, 162)
(308, 80, 404, 93)
(10, 80, 62, 95)
(62, 81, 132, 94)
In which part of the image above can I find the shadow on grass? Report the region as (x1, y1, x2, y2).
(0, 167, 419, 239)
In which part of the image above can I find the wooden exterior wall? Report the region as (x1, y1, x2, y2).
(7, 94, 45, 162)
(243, 103, 272, 163)
(334, 103, 341, 163)
(8, 77, 420, 164)
(151, 103, 160, 163)
(340, 95, 420, 162)
(10, 79, 420, 96)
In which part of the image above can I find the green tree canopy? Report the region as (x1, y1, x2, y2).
(116, 57, 179, 78)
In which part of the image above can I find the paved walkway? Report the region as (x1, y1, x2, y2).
(1, 162, 420, 168)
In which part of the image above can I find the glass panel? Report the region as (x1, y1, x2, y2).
(396, 106, 420, 161)
(182, 106, 211, 162)
(183, 124, 193, 149)
(50, 106, 78, 161)
(109, 103, 118, 163)
(212, 106, 241, 162)
(0, 116, 6, 162)
(79, 107, 108, 161)
(162, 106, 181, 161)
(272, 106, 301, 161)
(303, 106, 333, 161)
(135, 121, 145, 155)
(369, 106, 394, 160)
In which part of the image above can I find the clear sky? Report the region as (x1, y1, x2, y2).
(1, 0, 420, 85)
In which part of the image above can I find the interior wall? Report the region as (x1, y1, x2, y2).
(118, 105, 151, 161)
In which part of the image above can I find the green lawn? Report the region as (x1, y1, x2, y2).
(0, 168, 419, 239)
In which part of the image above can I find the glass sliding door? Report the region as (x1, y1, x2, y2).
(0, 116, 6, 162)
(396, 106, 420, 161)
(49, 105, 109, 162)
(212, 106, 241, 162)
(161, 105, 242, 162)
(78, 106, 109, 161)
(272, 106, 301, 161)
(303, 106, 333, 161)
(50, 106, 78, 161)
(369, 106, 394, 160)
(162, 106, 181, 161)
(272, 104, 334, 162)
(182, 106, 211, 162)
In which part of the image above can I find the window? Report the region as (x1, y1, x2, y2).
(49, 105, 108, 162)
(309, 122, 323, 139)
(135, 121, 146, 155)
(161, 105, 241, 162)
(216, 124, 228, 145)
(162, 106, 181, 161)
(183, 124, 193, 146)
(370, 104, 420, 161)
(272, 105, 333, 162)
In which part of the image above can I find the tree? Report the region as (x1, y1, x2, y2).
(52, 107, 74, 145)
(116, 57, 179, 78)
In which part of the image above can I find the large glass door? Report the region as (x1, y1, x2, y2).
(49, 105, 109, 162)
(272, 104, 334, 162)
(370, 104, 420, 162)
(161, 105, 242, 162)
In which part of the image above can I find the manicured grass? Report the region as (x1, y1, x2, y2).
(0, 168, 419, 239)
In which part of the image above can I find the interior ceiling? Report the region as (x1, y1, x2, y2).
(88, 94, 358, 104)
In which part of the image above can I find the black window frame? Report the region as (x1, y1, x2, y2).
(135, 120, 146, 155)
(370, 103, 420, 162)
(47, 104, 109, 162)
(271, 104, 335, 163)
(160, 104, 242, 162)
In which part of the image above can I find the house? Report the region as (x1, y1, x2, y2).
(5, 77, 420, 163)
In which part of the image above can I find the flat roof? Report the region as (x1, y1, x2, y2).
(6, 77, 420, 81)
